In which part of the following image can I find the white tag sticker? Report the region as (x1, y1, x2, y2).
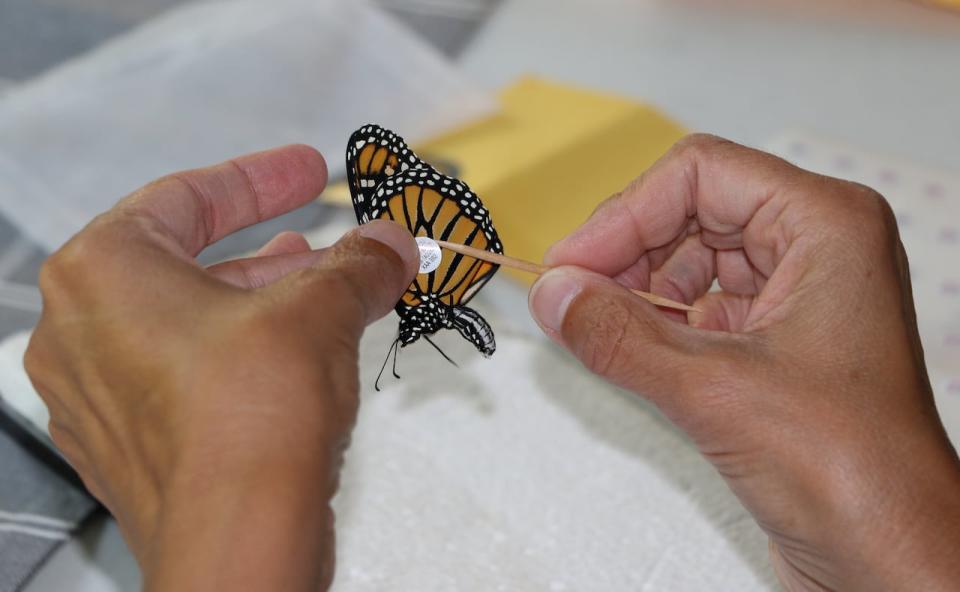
(416, 236, 442, 274)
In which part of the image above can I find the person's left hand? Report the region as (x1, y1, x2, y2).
(23, 145, 418, 591)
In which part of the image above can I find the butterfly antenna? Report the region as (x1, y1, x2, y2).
(375, 338, 400, 392)
(424, 335, 459, 368)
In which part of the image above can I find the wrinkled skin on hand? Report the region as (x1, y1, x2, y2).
(529, 135, 960, 591)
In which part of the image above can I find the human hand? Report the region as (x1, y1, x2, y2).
(529, 135, 960, 591)
(23, 146, 418, 591)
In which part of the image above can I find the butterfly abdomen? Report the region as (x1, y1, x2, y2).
(450, 306, 496, 357)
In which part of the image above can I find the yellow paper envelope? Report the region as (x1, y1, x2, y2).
(326, 77, 687, 282)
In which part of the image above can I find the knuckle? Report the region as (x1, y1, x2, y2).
(670, 133, 739, 168)
(823, 183, 898, 249)
(674, 133, 805, 186)
(36, 259, 56, 294)
(674, 132, 731, 154)
(23, 340, 64, 409)
(140, 174, 200, 212)
(670, 134, 742, 191)
(852, 185, 896, 227)
(37, 248, 75, 296)
(620, 135, 738, 204)
(22, 337, 44, 379)
(37, 219, 117, 299)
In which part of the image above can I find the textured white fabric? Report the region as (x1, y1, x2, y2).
(332, 314, 774, 590)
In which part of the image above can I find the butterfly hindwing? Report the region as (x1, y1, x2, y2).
(346, 124, 431, 224)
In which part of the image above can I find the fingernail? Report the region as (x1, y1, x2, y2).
(529, 269, 583, 333)
(541, 240, 564, 267)
(542, 231, 584, 267)
(357, 220, 418, 269)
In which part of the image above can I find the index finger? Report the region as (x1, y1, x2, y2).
(119, 144, 327, 256)
(544, 134, 809, 279)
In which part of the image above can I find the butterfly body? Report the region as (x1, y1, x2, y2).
(398, 295, 495, 357)
(346, 124, 502, 358)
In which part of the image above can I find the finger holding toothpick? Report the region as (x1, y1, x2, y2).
(427, 238, 699, 313)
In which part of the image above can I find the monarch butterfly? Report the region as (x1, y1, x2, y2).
(346, 124, 503, 386)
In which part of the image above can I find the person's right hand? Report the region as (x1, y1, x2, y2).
(528, 135, 960, 591)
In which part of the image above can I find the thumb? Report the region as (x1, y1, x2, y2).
(529, 266, 711, 405)
(274, 220, 419, 330)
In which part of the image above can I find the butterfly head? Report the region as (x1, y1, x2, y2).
(397, 297, 448, 348)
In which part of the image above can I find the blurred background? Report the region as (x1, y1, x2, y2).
(0, 0, 958, 590)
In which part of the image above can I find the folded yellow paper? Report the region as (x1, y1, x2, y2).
(326, 77, 687, 282)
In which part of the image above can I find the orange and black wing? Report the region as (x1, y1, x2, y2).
(346, 124, 431, 224)
(369, 169, 503, 309)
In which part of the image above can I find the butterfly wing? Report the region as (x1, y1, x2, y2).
(346, 124, 431, 224)
(369, 169, 503, 310)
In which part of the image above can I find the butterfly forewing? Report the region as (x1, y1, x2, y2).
(346, 124, 429, 223)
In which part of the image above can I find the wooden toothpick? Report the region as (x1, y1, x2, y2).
(434, 239, 700, 313)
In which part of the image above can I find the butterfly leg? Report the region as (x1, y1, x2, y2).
(375, 337, 401, 391)
(392, 337, 402, 379)
(424, 335, 459, 368)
